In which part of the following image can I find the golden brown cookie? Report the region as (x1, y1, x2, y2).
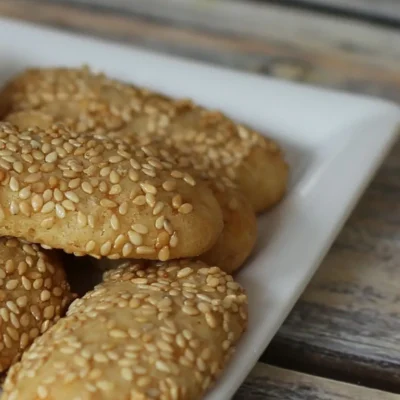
(198, 189, 257, 273)
(0, 237, 73, 373)
(0, 122, 223, 260)
(4, 110, 257, 272)
(2, 260, 248, 400)
(0, 66, 288, 212)
(94, 188, 256, 274)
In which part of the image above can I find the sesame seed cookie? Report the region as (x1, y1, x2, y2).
(0, 237, 73, 373)
(198, 189, 257, 273)
(2, 260, 248, 400)
(0, 66, 289, 212)
(0, 122, 223, 260)
(4, 110, 257, 272)
(94, 187, 256, 274)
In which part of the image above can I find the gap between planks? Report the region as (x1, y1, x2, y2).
(50, 0, 400, 70)
(3, 0, 400, 103)
(235, 363, 400, 400)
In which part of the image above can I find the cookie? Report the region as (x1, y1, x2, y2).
(0, 122, 223, 260)
(0, 237, 73, 373)
(2, 260, 248, 400)
(0, 66, 289, 212)
(4, 110, 257, 272)
(94, 186, 256, 274)
(198, 189, 257, 273)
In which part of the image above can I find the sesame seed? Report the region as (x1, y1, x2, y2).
(41, 201, 55, 214)
(7, 326, 19, 341)
(33, 278, 44, 290)
(45, 151, 57, 163)
(109, 329, 128, 339)
(3, 334, 12, 348)
(88, 215, 95, 229)
(118, 202, 128, 215)
(171, 170, 183, 179)
(132, 195, 146, 206)
(155, 216, 165, 230)
(183, 174, 196, 186)
(68, 178, 81, 189)
(130, 158, 141, 170)
(140, 182, 157, 195)
(177, 267, 193, 279)
(110, 214, 120, 231)
(109, 171, 121, 184)
(129, 169, 139, 182)
(172, 195, 182, 209)
(108, 155, 123, 163)
(164, 220, 173, 235)
(41, 217, 55, 229)
(43, 189, 52, 203)
(100, 199, 117, 208)
(182, 305, 200, 316)
(9, 201, 19, 215)
(53, 188, 64, 202)
(5, 258, 16, 272)
(5, 280, 18, 290)
(205, 312, 217, 328)
(31, 194, 44, 212)
(0, 308, 9, 322)
(128, 231, 142, 246)
(62, 199, 76, 211)
(6, 301, 19, 314)
(9, 176, 19, 192)
(162, 180, 176, 191)
(55, 204, 66, 219)
(145, 193, 156, 207)
(122, 243, 133, 257)
(24, 172, 42, 183)
(77, 211, 87, 227)
(132, 224, 148, 235)
(65, 191, 79, 203)
(100, 241, 112, 256)
(40, 290, 51, 302)
(21, 276, 31, 290)
(136, 246, 155, 255)
(13, 161, 23, 173)
(19, 201, 31, 216)
(178, 203, 193, 214)
(158, 246, 170, 262)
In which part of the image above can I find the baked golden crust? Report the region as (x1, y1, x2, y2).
(2, 260, 248, 400)
(0, 66, 288, 212)
(0, 237, 73, 373)
(4, 110, 257, 272)
(0, 122, 223, 260)
(198, 189, 257, 273)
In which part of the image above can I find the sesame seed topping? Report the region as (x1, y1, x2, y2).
(132, 224, 149, 235)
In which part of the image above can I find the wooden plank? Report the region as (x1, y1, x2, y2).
(51, 0, 400, 68)
(235, 364, 400, 399)
(279, 0, 400, 21)
(264, 139, 400, 391)
(3, 0, 400, 103)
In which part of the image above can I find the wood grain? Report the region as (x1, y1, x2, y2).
(3, 0, 400, 103)
(279, 0, 400, 21)
(265, 138, 400, 391)
(235, 364, 400, 399)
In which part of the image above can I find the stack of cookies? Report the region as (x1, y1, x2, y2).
(0, 66, 288, 400)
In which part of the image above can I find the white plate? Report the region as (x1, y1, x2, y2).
(0, 16, 399, 400)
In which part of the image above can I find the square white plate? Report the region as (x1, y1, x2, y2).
(0, 17, 398, 400)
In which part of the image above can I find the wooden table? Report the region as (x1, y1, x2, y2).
(1, 0, 400, 398)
